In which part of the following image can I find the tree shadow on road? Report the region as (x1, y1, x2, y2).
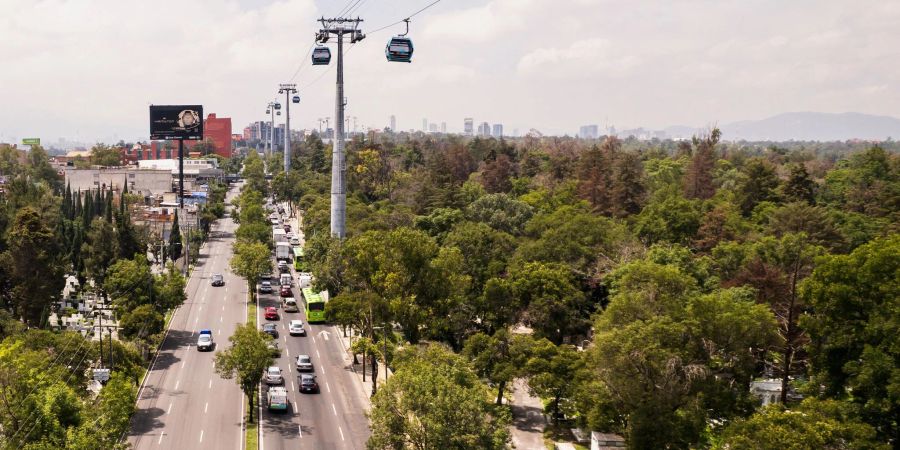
(129, 405, 166, 437)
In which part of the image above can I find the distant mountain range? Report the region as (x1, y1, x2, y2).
(664, 112, 900, 142)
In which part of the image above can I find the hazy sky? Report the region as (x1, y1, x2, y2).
(1, 0, 898, 143)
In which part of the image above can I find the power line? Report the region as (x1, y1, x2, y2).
(369, 0, 444, 35)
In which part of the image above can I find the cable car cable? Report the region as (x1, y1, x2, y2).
(368, 0, 444, 35)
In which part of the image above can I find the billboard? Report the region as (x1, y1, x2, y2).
(22, 138, 40, 145)
(150, 105, 204, 140)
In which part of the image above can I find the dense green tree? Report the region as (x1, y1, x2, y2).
(462, 330, 534, 405)
(801, 234, 900, 442)
(230, 241, 271, 302)
(82, 218, 119, 290)
(734, 157, 780, 216)
(0, 207, 66, 326)
(465, 193, 533, 235)
(214, 323, 273, 423)
(89, 144, 122, 166)
(716, 398, 889, 450)
(507, 262, 589, 344)
(526, 340, 585, 422)
(443, 221, 515, 293)
(633, 193, 702, 245)
(167, 211, 182, 264)
(103, 255, 153, 310)
(781, 162, 816, 204)
(367, 344, 509, 450)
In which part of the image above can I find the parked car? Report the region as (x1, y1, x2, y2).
(197, 329, 214, 351)
(264, 366, 284, 385)
(279, 285, 292, 298)
(299, 374, 319, 393)
(259, 281, 273, 293)
(265, 307, 279, 320)
(296, 355, 313, 372)
(210, 274, 224, 286)
(262, 323, 278, 338)
(288, 319, 305, 335)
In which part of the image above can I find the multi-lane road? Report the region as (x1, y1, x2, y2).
(128, 187, 370, 449)
(129, 185, 247, 450)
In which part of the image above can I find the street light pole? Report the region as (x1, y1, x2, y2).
(279, 84, 298, 173)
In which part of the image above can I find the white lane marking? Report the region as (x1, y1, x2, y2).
(291, 380, 295, 391)
(298, 425, 302, 437)
(181, 359, 186, 369)
(316, 349, 320, 359)
(158, 432, 165, 444)
(286, 347, 290, 358)
(167, 403, 173, 414)
(199, 306, 202, 312)
(312, 336, 316, 344)
(326, 382, 331, 393)
(194, 317, 199, 325)
(283, 336, 287, 344)
(199, 430, 204, 443)
(293, 402, 298, 414)
(174, 380, 180, 390)
(205, 402, 208, 413)
(222, 305, 225, 311)
(220, 316, 223, 323)
(218, 329, 221, 336)
(332, 403, 337, 416)
(208, 379, 212, 389)
(321, 365, 325, 375)
(338, 426, 345, 441)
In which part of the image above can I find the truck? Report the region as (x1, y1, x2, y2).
(276, 242, 292, 261)
(297, 272, 313, 289)
(273, 227, 287, 244)
(267, 386, 289, 412)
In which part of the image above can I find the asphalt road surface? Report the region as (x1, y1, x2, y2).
(128, 185, 248, 450)
(257, 218, 371, 449)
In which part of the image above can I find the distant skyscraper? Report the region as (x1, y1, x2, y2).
(441, 122, 446, 133)
(422, 118, 427, 131)
(492, 124, 503, 137)
(477, 122, 491, 137)
(579, 125, 599, 139)
(428, 123, 438, 132)
(464, 118, 474, 136)
(390, 115, 396, 131)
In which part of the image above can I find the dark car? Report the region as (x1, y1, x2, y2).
(283, 224, 292, 232)
(259, 281, 273, 293)
(211, 274, 224, 287)
(279, 285, 292, 297)
(299, 374, 318, 393)
(262, 323, 278, 338)
(265, 307, 279, 320)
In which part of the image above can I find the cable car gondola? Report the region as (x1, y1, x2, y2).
(273, 102, 281, 110)
(385, 19, 414, 63)
(312, 46, 331, 66)
(292, 95, 300, 104)
(385, 37, 413, 63)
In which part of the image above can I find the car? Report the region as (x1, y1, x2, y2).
(264, 366, 284, 385)
(285, 232, 295, 240)
(259, 281, 273, 294)
(267, 340, 281, 357)
(289, 237, 300, 246)
(197, 329, 214, 351)
(296, 354, 314, 372)
(262, 323, 279, 338)
(283, 224, 292, 233)
(279, 285, 292, 298)
(210, 274, 224, 287)
(265, 307, 279, 320)
(299, 374, 319, 393)
(277, 261, 290, 274)
(283, 297, 300, 313)
(260, 272, 274, 281)
(288, 319, 305, 335)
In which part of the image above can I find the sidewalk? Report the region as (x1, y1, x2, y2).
(333, 327, 390, 405)
(510, 378, 546, 449)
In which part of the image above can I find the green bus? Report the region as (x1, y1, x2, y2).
(303, 287, 327, 323)
(292, 246, 304, 270)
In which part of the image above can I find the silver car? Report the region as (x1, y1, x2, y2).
(264, 366, 284, 385)
(296, 355, 313, 372)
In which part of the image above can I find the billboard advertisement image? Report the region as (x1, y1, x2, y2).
(150, 105, 204, 140)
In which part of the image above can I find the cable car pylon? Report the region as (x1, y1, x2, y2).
(315, 17, 365, 239)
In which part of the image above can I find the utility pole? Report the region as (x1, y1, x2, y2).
(278, 84, 298, 172)
(317, 17, 364, 239)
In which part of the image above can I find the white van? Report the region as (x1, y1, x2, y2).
(282, 297, 299, 312)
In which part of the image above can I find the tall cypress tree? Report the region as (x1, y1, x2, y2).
(105, 189, 113, 223)
(168, 211, 182, 263)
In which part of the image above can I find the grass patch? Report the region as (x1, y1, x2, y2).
(248, 300, 257, 328)
(245, 395, 258, 450)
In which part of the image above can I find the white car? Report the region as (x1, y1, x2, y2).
(296, 355, 313, 372)
(264, 366, 284, 385)
(288, 319, 305, 335)
(289, 237, 300, 246)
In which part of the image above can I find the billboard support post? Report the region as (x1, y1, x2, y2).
(178, 139, 184, 209)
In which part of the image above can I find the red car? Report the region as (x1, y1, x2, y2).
(264, 307, 279, 320)
(279, 285, 292, 297)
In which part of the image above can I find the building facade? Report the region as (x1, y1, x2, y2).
(477, 122, 491, 137)
(464, 118, 474, 136)
(492, 123, 503, 137)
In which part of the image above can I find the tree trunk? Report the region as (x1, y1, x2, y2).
(247, 391, 254, 422)
(496, 380, 506, 405)
(371, 357, 378, 396)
